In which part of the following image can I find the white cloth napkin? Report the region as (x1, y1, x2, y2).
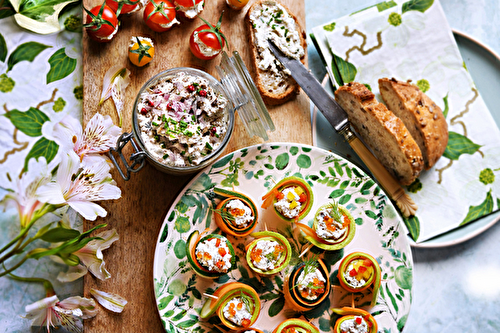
(311, 0, 500, 242)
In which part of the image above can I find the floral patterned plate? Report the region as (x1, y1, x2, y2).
(153, 143, 413, 333)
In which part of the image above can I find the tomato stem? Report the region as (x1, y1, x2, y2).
(83, 2, 116, 32)
(197, 11, 229, 50)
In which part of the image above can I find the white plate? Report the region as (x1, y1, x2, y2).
(312, 30, 500, 248)
(153, 143, 413, 333)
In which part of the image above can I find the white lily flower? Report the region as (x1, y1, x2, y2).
(24, 294, 97, 333)
(36, 151, 121, 221)
(0, 157, 54, 227)
(43, 112, 121, 164)
(90, 288, 127, 313)
(57, 264, 89, 283)
(71, 228, 119, 280)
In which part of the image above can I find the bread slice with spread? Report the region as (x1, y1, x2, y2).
(378, 78, 448, 170)
(246, 0, 306, 105)
(335, 82, 424, 186)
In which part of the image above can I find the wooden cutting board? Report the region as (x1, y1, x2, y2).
(81, 0, 309, 331)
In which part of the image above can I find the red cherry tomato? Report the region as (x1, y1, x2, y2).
(174, 0, 204, 19)
(143, 0, 178, 32)
(84, 2, 119, 43)
(174, 0, 203, 6)
(189, 24, 226, 60)
(105, 0, 140, 15)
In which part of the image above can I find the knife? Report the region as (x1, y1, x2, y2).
(267, 39, 417, 217)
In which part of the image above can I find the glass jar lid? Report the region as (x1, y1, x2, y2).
(216, 51, 275, 141)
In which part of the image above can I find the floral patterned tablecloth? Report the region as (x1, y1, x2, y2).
(0, 5, 83, 332)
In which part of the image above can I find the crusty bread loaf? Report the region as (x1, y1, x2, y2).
(246, 0, 307, 105)
(335, 82, 424, 186)
(378, 78, 448, 170)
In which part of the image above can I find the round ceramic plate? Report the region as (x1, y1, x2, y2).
(312, 30, 500, 248)
(153, 143, 413, 333)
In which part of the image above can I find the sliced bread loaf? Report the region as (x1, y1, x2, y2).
(379, 78, 448, 170)
(246, 0, 307, 105)
(335, 82, 424, 186)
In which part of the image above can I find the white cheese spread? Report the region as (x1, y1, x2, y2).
(343, 261, 367, 289)
(225, 199, 253, 228)
(137, 71, 229, 167)
(175, 0, 204, 19)
(193, 31, 222, 57)
(315, 206, 348, 241)
(339, 316, 369, 333)
(249, 0, 304, 92)
(195, 237, 232, 272)
(223, 297, 252, 327)
(251, 240, 282, 271)
(95, 23, 119, 41)
(159, 16, 180, 29)
(274, 187, 301, 219)
(297, 267, 326, 300)
(129, 36, 154, 48)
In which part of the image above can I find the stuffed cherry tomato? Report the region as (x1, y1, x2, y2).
(143, 0, 179, 33)
(174, 0, 204, 19)
(106, 0, 140, 16)
(128, 36, 155, 67)
(225, 0, 249, 10)
(84, 2, 119, 43)
(189, 13, 227, 60)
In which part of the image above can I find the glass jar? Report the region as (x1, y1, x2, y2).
(109, 51, 274, 179)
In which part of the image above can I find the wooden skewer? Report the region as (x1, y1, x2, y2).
(214, 325, 229, 333)
(351, 294, 355, 308)
(298, 244, 314, 258)
(264, 223, 268, 231)
(203, 293, 219, 300)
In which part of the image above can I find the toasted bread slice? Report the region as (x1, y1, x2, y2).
(246, 0, 307, 105)
(379, 78, 448, 170)
(335, 82, 424, 186)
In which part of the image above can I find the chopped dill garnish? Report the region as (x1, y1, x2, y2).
(239, 291, 254, 313)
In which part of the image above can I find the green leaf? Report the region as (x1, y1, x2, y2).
(328, 166, 336, 177)
(319, 317, 331, 332)
(260, 293, 280, 300)
(264, 163, 274, 170)
(173, 239, 186, 259)
(274, 275, 283, 290)
(47, 47, 77, 84)
(402, 0, 434, 13)
(40, 227, 80, 242)
(334, 161, 343, 176)
(0, 1, 15, 19)
(158, 295, 174, 310)
(7, 42, 51, 72)
(377, 0, 397, 11)
(355, 197, 367, 204)
(172, 309, 187, 321)
(24, 137, 59, 171)
(397, 314, 408, 331)
(159, 225, 169, 243)
(178, 319, 197, 329)
(297, 154, 312, 169)
(365, 210, 377, 219)
(355, 218, 363, 225)
(0, 33, 6, 62)
(163, 310, 175, 318)
(339, 180, 350, 189)
(289, 146, 299, 156)
(442, 93, 449, 118)
(214, 274, 230, 284)
(338, 194, 351, 205)
(268, 295, 285, 317)
(443, 132, 482, 160)
(174, 216, 190, 233)
(58, 253, 80, 266)
(360, 179, 375, 193)
(460, 190, 494, 226)
(403, 215, 420, 241)
(4, 107, 49, 137)
(212, 153, 233, 168)
(332, 53, 357, 84)
(395, 266, 412, 290)
(329, 189, 344, 198)
(15, 0, 79, 34)
(275, 153, 289, 170)
(385, 284, 399, 312)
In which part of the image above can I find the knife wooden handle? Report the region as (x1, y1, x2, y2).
(346, 133, 417, 218)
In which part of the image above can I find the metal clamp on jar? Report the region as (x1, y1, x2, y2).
(109, 51, 275, 179)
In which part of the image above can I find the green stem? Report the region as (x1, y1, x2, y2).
(0, 255, 28, 278)
(7, 270, 55, 296)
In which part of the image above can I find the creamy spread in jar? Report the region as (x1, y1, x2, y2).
(339, 316, 369, 333)
(195, 237, 232, 273)
(249, 0, 304, 93)
(223, 297, 252, 327)
(297, 267, 326, 300)
(175, 0, 204, 19)
(137, 71, 228, 167)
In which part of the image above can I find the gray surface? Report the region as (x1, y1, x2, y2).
(305, 0, 500, 332)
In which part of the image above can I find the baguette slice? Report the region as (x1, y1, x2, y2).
(335, 82, 424, 186)
(246, 0, 307, 105)
(379, 78, 448, 170)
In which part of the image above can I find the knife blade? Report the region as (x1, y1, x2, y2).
(267, 40, 348, 132)
(267, 39, 417, 217)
